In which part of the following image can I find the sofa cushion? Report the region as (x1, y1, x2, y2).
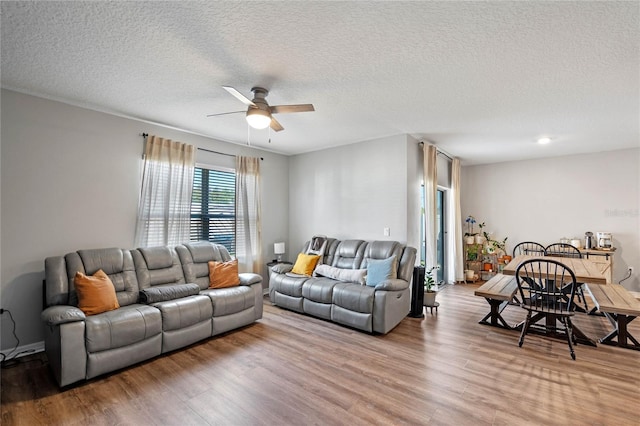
(201, 286, 255, 317)
(139, 283, 201, 304)
(66, 248, 139, 307)
(133, 246, 186, 290)
(139, 246, 174, 270)
(291, 253, 320, 276)
(152, 295, 213, 331)
(332, 240, 367, 269)
(74, 270, 120, 315)
(270, 273, 308, 298)
(176, 242, 233, 290)
(85, 304, 162, 353)
(302, 277, 342, 303)
(208, 259, 240, 288)
(365, 256, 397, 287)
(187, 241, 231, 263)
(332, 283, 375, 314)
(313, 264, 367, 285)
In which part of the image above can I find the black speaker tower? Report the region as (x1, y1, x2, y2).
(409, 266, 425, 318)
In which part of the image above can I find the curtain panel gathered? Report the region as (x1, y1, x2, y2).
(235, 156, 263, 273)
(134, 135, 195, 247)
(448, 158, 464, 283)
(423, 144, 438, 272)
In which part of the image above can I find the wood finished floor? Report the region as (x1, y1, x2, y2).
(2, 283, 639, 426)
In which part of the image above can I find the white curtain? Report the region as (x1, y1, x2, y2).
(235, 156, 262, 273)
(134, 135, 195, 247)
(423, 144, 438, 271)
(447, 158, 464, 283)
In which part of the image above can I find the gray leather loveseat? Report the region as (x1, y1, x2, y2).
(42, 242, 262, 387)
(269, 239, 416, 334)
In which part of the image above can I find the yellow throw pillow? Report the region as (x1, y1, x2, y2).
(208, 259, 241, 288)
(291, 253, 320, 276)
(74, 269, 120, 316)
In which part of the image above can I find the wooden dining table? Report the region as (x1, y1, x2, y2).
(502, 254, 607, 285)
(502, 254, 607, 346)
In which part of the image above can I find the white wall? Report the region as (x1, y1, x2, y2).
(288, 134, 420, 255)
(461, 148, 640, 290)
(0, 89, 289, 350)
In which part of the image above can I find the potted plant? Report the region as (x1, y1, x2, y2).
(464, 216, 477, 244)
(483, 231, 508, 256)
(424, 265, 439, 306)
(467, 244, 479, 261)
(475, 222, 486, 244)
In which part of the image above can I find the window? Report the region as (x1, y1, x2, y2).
(190, 166, 236, 254)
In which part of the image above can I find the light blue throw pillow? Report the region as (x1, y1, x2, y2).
(366, 256, 397, 287)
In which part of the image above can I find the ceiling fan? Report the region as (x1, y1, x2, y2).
(207, 86, 315, 132)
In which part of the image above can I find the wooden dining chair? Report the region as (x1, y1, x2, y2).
(515, 258, 578, 360)
(544, 243, 588, 312)
(512, 241, 545, 257)
(544, 243, 581, 259)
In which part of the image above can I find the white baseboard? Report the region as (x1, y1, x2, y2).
(1, 341, 45, 359)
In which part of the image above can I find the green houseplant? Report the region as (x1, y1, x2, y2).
(424, 265, 439, 306)
(483, 231, 508, 256)
(467, 244, 479, 261)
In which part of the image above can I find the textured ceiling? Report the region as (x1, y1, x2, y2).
(2, 1, 638, 164)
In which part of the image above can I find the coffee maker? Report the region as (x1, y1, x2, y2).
(584, 232, 595, 249)
(596, 232, 613, 249)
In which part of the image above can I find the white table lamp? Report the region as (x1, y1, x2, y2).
(274, 242, 286, 262)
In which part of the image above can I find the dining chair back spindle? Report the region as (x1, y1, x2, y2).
(515, 258, 578, 360)
(544, 243, 582, 259)
(544, 243, 588, 311)
(512, 242, 545, 257)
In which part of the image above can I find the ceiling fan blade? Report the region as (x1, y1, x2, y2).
(206, 110, 246, 117)
(222, 86, 255, 107)
(270, 104, 315, 114)
(270, 117, 284, 132)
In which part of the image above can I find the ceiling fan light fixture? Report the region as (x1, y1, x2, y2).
(246, 108, 271, 129)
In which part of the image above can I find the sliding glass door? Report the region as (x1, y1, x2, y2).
(421, 187, 447, 284)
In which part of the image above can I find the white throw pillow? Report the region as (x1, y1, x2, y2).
(314, 264, 367, 285)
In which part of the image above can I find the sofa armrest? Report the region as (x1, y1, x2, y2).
(239, 272, 262, 286)
(139, 283, 201, 304)
(41, 305, 86, 326)
(374, 279, 409, 291)
(270, 263, 293, 274)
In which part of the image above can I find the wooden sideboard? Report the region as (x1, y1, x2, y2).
(579, 248, 615, 283)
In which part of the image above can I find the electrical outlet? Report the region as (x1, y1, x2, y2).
(629, 267, 634, 275)
(383, 227, 390, 236)
(0, 309, 4, 314)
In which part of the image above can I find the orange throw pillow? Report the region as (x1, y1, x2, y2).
(74, 269, 120, 315)
(208, 259, 241, 288)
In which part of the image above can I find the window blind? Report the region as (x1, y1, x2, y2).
(190, 167, 236, 255)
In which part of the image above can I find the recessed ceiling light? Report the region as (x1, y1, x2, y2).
(537, 137, 552, 145)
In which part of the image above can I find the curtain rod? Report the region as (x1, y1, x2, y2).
(418, 141, 453, 161)
(141, 133, 262, 160)
(198, 147, 263, 161)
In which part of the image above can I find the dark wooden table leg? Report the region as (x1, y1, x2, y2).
(479, 298, 512, 329)
(600, 313, 640, 350)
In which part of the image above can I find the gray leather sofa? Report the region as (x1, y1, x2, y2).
(42, 242, 262, 387)
(269, 239, 416, 334)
